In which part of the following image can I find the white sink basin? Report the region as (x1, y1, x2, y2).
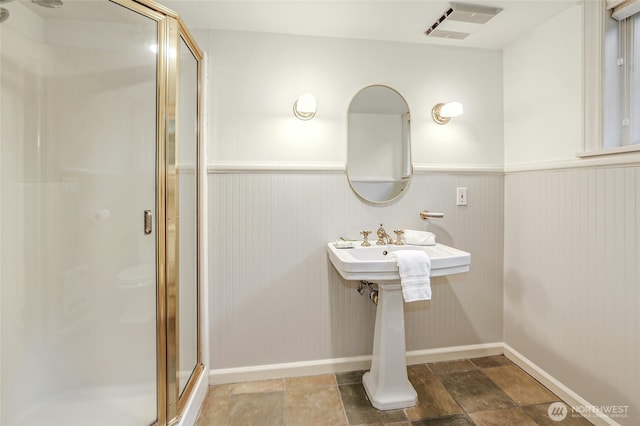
(327, 242, 470, 282)
(328, 240, 471, 410)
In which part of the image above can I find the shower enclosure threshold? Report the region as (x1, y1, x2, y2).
(11, 384, 156, 426)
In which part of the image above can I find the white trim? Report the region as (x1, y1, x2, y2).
(208, 342, 620, 425)
(412, 164, 504, 174)
(207, 157, 640, 176)
(209, 342, 503, 385)
(584, 0, 604, 154)
(210, 355, 372, 384)
(505, 154, 640, 173)
(207, 162, 504, 174)
(406, 342, 503, 365)
(578, 143, 640, 157)
(503, 344, 620, 426)
(177, 368, 209, 426)
(208, 162, 345, 173)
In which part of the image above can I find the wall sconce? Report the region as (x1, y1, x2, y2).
(293, 93, 317, 120)
(432, 101, 464, 125)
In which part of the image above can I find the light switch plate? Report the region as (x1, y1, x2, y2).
(457, 187, 467, 206)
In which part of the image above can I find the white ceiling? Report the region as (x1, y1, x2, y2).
(162, 0, 577, 50)
(17, 0, 577, 50)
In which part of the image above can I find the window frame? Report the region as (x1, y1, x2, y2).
(582, 0, 640, 157)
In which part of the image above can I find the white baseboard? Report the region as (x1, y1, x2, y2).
(209, 342, 619, 425)
(406, 342, 504, 366)
(178, 367, 209, 426)
(209, 342, 503, 385)
(209, 355, 373, 385)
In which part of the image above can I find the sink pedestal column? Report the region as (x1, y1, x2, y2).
(362, 282, 417, 410)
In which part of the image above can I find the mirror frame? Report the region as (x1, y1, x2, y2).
(346, 84, 413, 204)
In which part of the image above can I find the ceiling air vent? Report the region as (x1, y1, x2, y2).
(425, 2, 503, 40)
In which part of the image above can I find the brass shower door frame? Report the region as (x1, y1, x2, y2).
(174, 17, 206, 417)
(109, 1, 204, 425)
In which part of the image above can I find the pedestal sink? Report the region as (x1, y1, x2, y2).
(327, 242, 471, 410)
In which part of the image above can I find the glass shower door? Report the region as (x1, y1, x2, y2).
(1, 1, 160, 425)
(177, 33, 199, 399)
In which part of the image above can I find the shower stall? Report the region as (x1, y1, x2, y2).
(0, 0, 206, 425)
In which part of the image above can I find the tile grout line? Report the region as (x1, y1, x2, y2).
(333, 376, 352, 426)
(282, 381, 286, 426)
(427, 363, 472, 423)
(425, 359, 477, 423)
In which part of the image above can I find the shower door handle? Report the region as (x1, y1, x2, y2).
(144, 210, 152, 235)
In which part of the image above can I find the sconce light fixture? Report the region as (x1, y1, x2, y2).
(293, 93, 317, 120)
(432, 101, 464, 125)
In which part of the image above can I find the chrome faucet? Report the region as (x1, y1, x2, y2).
(376, 224, 394, 245)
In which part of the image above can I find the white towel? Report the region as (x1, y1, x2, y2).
(403, 229, 436, 246)
(392, 250, 432, 302)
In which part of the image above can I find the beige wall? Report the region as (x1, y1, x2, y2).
(206, 29, 504, 168)
(204, 28, 506, 370)
(503, 4, 583, 168)
(208, 171, 504, 369)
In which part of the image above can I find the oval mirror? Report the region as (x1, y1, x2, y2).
(347, 85, 412, 203)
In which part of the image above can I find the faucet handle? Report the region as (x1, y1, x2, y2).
(393, 230, 404, 245)
(360, 230, 372, 247)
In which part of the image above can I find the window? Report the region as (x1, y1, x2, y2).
(583, 0, 640, 156)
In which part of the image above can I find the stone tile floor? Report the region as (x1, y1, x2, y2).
(195, 355, 593, 425)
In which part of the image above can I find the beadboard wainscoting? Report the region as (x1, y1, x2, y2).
(208, 169, 504, 374)
(504, 164, 640, 425)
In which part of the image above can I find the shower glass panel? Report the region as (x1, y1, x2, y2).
(0, 2, 158, 425)
(177, 34, 199, 396)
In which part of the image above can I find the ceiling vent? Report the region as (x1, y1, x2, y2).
(425, 2, 503, 40)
